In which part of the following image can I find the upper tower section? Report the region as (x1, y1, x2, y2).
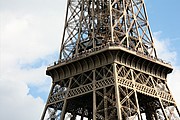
(59, 0, 157, 60)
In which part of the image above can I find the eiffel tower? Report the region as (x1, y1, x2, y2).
(41, 0, 180, 119)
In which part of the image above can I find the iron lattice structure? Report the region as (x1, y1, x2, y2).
(59, 0, 157, 60)
(41, 0, 180, 120)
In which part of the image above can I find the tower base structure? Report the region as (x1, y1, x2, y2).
(41, 44, 180, 120)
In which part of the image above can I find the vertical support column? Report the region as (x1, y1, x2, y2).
(150, 76, 169, 120)
(92, 0, 95, 48)
(109, 0, 114, 43)
(40, 106, 47, 120)
(59, 0, 70, 59)
(40, 83, 55, 120)
(76, 0, 84, 55)
(142, 0, 157, 57)
(104, 88, 108, 119)
(60, 78, 72, 120)
(93, 69, 96, 120)
(131, 69, 142, 120)
(122, 0, 129, 47)
(113, 63, 122, 120)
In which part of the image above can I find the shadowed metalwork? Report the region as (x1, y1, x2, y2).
(59, 0, 157, 60)
(41, 0, 180, 120)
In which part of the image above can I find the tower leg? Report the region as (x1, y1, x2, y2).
(40, 106, 47, 120)
(131, 69, 142, 120)
(40, 83, 55, 120)
(93, 70, 96, 120)
(113, 63, 122, 120)
(60, 101, 67, 120)
(104, 88, 108, 120)
(60, 78, 72, 120)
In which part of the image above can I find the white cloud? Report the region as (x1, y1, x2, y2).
(154, 32, 180, 110)
(1, 11, 62, 64)
(0, 78, 44, 120)
(0, 0, 66, 119)
(0, 0, 179, 119)
(154, 31, 177, 64)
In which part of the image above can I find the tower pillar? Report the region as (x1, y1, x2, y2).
(41, 0, 180, 119)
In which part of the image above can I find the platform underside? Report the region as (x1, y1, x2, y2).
(41, 49, 179, 120)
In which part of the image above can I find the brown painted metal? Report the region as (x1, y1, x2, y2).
(59, 0, 157, 60)
(41, 0, 180, 120)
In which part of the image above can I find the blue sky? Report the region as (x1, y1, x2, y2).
(146, 0, 180, 61)
(0, 0, 180, 119)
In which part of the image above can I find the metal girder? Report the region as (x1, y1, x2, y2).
(41, 61, 180, 120)
(41, 0, 179, 119)
(115, 63, 179, 120)
(59, 0, 157, 60)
